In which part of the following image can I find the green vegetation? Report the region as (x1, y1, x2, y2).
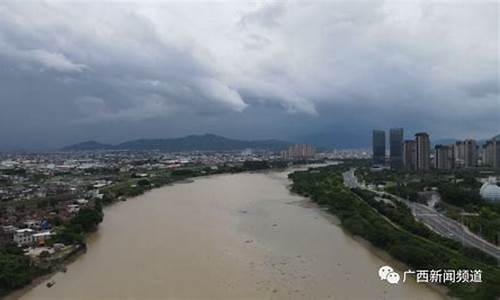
(0, 200, 106, 295)
(459, 206, 500, 246)
(242, 160, 270, 170)
(289, 165, 500, 299)
(357, 167, 500, 245)
(53, 201, 103, 245)
(352, 188, 497, 265)
(0, 244, 47, 296)
(0, 161, 318, 296)
(100, 161, 298, 204)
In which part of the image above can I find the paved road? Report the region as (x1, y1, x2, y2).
(342, 169, 500, 260)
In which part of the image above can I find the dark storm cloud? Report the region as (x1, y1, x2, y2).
(0, 1, 498, 149)
(464, 80, 500, 98)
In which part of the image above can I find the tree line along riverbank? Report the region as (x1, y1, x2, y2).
(355, 166, 500, 247)
(288, 164, 500, 300)
(0, 159, 318, 297)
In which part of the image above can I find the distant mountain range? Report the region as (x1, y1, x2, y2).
(59, 133, 500, 152)
(62, 134, 291, 152)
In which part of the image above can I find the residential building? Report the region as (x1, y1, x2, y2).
(13, 228, 35, 246)
(415, 132, 430, 171)
(463, 139, 478, 168)
(483, 135, 500, 169)
(281, 144, 315, 160)
(33, 231, 53, 246)
(483, 140, 494, 166)
(435, 145, 454, 169)
(403, 140, 416, 170)
(485, 144, 491, 167)
(455, 141, 465, 167)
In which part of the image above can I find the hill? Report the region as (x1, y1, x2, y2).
(62, 134, 290, 152)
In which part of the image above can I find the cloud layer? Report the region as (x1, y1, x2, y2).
(0, 1, 498, 149)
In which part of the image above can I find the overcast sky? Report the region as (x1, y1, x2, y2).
(0, 0, 498, 150)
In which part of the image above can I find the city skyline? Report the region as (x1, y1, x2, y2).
(371, 127, 500, 170)
(0, 1, 498, 150)
(2, 129, 499, 152)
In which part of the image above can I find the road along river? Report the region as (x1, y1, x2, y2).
(14, 169, 445, 300)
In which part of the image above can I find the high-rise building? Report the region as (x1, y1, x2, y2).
(454, 141, 466, 167)
(415, 132, 430, 171)
(494, 137, 500, 170)
(435, 145, 454, 169)
(403, 140, 416, 170)
(483, 140, 494, 166)
(281, 144, 315, 160)
(454, 139, 478, 168)
(389, 128, 404, 169)
(372, 130, 386, 165)
(483, 135, 500, 169)
(463, 139, 478, 168)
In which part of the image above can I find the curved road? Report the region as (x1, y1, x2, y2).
(343, 169, 500, 261)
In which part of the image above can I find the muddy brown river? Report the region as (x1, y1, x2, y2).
(15, 169, 445, 299)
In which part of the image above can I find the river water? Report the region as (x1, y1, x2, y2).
(15, 169, 445, 300)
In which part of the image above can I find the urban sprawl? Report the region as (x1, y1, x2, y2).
(1, 131, 499, 297)
(0, 148, 366, 252)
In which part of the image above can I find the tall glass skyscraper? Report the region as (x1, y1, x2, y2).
(389, 128, 404, 169)
(372, 130, 386, 165)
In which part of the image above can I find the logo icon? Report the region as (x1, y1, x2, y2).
(378, 265, 400, 285)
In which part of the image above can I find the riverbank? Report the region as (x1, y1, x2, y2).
(289, 164, 500, 299)
(10, 166, 443, 300)
(300, 195, 449, 298)
(3, 245, 86, 300)
(0, 161, 315, 299)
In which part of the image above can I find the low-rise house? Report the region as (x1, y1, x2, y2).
(67, 204, 80, 213)
(24, 220, 40, 229)
(76, 199, 89, 205)
(2, 225, 17, 232)
(32, 231, 53, 246)
(93, 180, 111, 189)
(13, 228, 35, 246)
